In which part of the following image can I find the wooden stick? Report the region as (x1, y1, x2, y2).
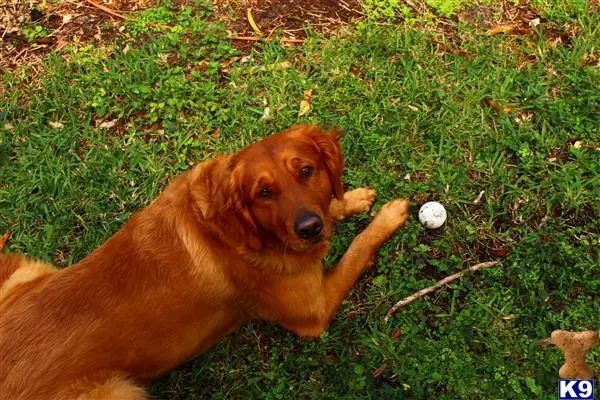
(385, 261, 500, 321)
(226, 36, 304, 44)
(85, 0, 130, 20)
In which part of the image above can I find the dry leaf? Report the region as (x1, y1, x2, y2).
(487, 99, 501, 110)
(473, 190, 485, 204)
(261, 107, 271, 120)
(123, 44, 130, 55)
(54, 39, 68, 50)
(246, 8, 263, 36)
(0, 229, 11, 251)
(573, 141, 583, 149)
(490, 247, 509, 257)
(372, 364, 387, 378)
(298, 89, 312, 117)
(248, 61, 292, 74)
(486, 99, 512, 113)
(49, 121, 64, 129)
(403, 173, 411, 182)
(99, 119, 118, 129)
(3, 123, 14, 131)
(486, 24, 517, 35)
(529, 18, 541, 28)
(210, 129, 220, 138)
(62, 14, 72, 24)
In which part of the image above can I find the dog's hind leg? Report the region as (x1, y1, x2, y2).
(0, 254, 28, 285)
(0, 254, 57, 305)
(57, 373, 149, 400)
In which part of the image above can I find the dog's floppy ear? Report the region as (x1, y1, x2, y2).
(302, 126, 344, 200)
(191, 157, 262, 252)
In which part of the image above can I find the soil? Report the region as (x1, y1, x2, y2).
(222, 0, 362, 38)
(0, 0, 362, 69)
(2, 0, 591, 70)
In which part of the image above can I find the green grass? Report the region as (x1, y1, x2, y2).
(1, 1, 599, 399)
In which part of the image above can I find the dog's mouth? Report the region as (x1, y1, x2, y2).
(282, 234, 327, 253)
(309, 235, 323, 244)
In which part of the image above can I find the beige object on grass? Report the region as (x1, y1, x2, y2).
(539, 330, 599, 379)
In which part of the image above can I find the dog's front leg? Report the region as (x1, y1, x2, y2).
(273, 199, 410, 337)
(329, 188, 377, 221)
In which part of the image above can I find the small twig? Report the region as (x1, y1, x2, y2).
(84, 0, 129, 20)
(385, 261, 500, 321)
(226, 35, 304, 44)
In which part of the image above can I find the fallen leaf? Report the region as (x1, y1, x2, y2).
(486, 99, 501, 110)
(49, 121, 64, 129)
(529, 18, 541, 28)
(123, 44, 130, 55)
(372, 364, 387, 378)
(210, 129, 220, 138)
(514, 111, 533, 124)
(486, 24, 517, 35)
(473, 190, 485, 204)
(298, 89, 312, 117)
(403, 173, 411, 182)
(62, 14, 72, 24)
(0, 229, 11, 251)
(390, 328, 401, 340)
(246, 8, 263, 36)
(261, 107, 271, 120)
(248, 61, 292, 74)
(3, 123, 14, 131)
(490, 247, 509, 257)
(54, 39, 68, 50)
(99, 119, 118, 129)
(486, 99, 512, 112)
(573, 141, 583, 149)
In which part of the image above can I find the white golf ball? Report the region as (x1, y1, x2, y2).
(418, 201, 447, 229)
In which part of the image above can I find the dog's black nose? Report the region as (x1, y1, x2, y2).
(294, 213, 323, 240)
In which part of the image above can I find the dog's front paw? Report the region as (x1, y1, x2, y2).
(372, 198, 410, 234)
(342, 188, 376, 217)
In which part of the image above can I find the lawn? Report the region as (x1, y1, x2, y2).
(1, 0, 598, 398)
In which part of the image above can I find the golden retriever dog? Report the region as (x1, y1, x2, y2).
(0, 125, 409, 399)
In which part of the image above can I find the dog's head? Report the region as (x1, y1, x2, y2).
(194, 125, 343, 253)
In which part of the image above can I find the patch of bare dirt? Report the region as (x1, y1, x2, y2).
(0, 0, 133, 70)
(212, 0, 362, 38)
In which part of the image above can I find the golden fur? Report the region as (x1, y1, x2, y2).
(0, 125, 410, 399)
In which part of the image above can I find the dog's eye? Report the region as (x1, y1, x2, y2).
(257, 188, 272, 200)
(299, 166, 313, 179)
